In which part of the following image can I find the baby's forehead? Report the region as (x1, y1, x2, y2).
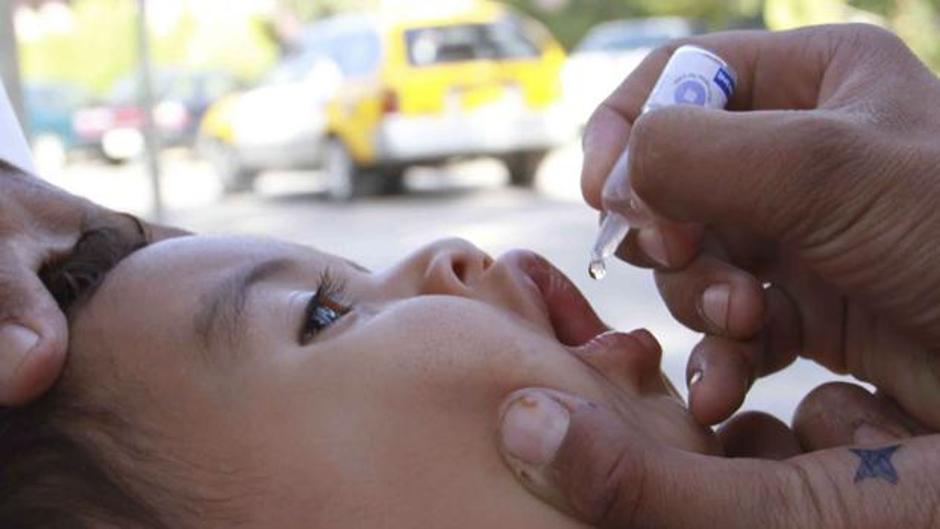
(66, 235, 329, 398)
(76, 235, 315, 330)
(120, 235, 312, 274)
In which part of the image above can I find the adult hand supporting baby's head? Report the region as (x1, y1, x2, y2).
(582, 24, 940, 430)
(497, 384, 939, 529)
(0, 165, 185, 405)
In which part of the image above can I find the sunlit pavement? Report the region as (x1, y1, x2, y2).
(42, 142, 851, 422)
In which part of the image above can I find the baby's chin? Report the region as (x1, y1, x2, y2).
(624, 393, 723, 456)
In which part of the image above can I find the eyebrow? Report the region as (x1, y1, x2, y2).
(194, 258, 293, 363)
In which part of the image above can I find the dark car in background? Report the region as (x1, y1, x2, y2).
(72, 70, 238, 163)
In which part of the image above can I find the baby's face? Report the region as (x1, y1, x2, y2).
(69, 235, 715, 528)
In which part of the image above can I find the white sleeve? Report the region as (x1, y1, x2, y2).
(0, 81, 35, 175)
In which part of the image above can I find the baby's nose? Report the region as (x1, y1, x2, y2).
(422, 238, 494, 296)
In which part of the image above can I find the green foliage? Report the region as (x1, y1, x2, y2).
(504, 0, 940, 71)
(766, 0, 940, 71)
(20, 0, 277, 95)
(19, 0, 940, 94)
(21, 0, 137, 93)
(277, 0, 378, 20)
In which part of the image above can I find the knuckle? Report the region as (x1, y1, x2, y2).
(823, 24, 912, 69)
(842, 23, 904, 50)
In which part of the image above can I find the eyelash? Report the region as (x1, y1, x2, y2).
(300, 270, 351, 344)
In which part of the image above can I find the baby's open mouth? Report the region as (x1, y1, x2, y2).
(502, 250, 609, 347)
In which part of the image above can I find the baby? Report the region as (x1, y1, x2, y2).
(0, 221, 718, 528)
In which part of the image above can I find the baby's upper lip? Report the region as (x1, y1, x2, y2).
(499, 250, 608, 346)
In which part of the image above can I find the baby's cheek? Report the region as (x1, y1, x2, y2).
(360, 299, 610, 410)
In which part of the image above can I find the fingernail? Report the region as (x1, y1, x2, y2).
(688, 370, 703, 389)
(638, 228, 670, 267)
(500, 391, 570, 466)
(0, 324, 40, 383)
(701, 284, 731, 331)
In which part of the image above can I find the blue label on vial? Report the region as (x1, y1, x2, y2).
(713, 67, 735, 100)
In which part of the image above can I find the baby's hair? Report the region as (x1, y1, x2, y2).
(0, 220, 178, 528)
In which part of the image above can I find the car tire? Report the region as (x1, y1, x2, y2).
(376, 166, 407, 196)
(324, 138, 361, 202)
(505, 151, 547, 188)
(204, 139, 257, 194)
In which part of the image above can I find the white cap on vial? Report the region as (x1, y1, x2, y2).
(0, 80, 36, 175)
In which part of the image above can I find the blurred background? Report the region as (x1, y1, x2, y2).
(1, 0, 932, 419)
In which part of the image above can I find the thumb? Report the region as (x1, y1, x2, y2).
(498, 388, 940, 529)
(619, 106, 873, 244)
(0, 257, 67, 406)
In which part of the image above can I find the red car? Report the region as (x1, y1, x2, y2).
(73, 70, 238, 163)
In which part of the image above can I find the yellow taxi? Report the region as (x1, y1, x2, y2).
(201, 2, 572, 200)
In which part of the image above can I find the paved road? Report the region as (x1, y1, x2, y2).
(44, 143, 850, 422)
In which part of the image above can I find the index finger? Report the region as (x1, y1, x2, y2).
(582, 24, 856, 207)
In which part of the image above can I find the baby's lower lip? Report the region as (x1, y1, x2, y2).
(573, 329, 659, 359)
(503, 250, 608, 346)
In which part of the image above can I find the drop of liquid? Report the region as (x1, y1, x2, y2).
(588, 259, 607, 281)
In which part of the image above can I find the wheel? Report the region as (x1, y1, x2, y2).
(505, 151, 547, 188)
(324, 138, 361, 202)
(376, 166, 407, 196)
(203, 138, 256, 194)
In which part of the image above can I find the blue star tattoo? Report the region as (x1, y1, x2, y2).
(850, 445, 901, 485)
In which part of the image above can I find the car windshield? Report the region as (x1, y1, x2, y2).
(292, 23, 381, 79)
(405, 20, 540, 66)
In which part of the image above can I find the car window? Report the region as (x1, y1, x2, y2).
(264, 27, 380, 86)
(328, 31, 381, 77)
(405, 19, 540, 66)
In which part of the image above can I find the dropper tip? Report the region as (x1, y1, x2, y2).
(588, 259, 607, 281)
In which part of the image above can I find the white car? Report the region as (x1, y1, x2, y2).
(199, 51, 343, 192)
(562, 18, 698, 126)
